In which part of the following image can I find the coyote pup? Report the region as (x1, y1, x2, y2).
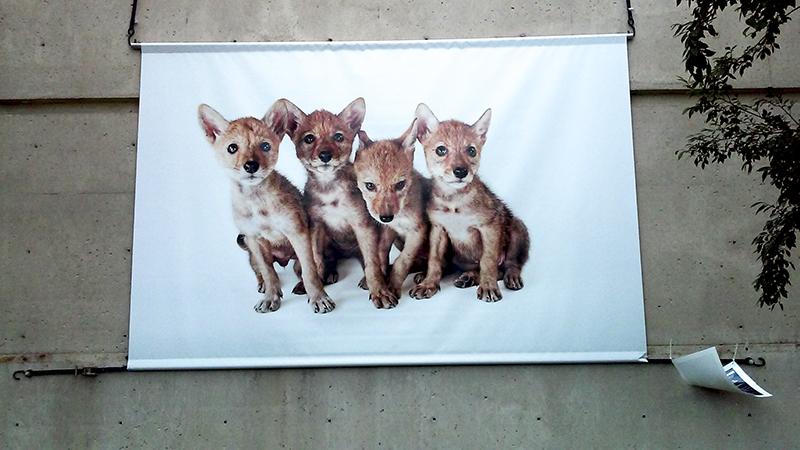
(198, 101, 335, 313)
(353, 119, 430, 297)
(280, 98, 398, 309)
(410, 104, 530, 302)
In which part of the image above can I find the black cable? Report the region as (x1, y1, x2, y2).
(12, 366, 128, 380)
(127, 0, 139, 48)
(626, 0, 636, 39)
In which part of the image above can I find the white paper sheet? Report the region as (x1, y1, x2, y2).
(672, 347, 772, 397)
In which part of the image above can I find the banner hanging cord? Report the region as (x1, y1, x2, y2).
(12, 366, 127, 380)
(125, 1, 634, 47)
(127, 0, 139, 49)
(626, 0, 636, 40)
(9, 356, 766, 380)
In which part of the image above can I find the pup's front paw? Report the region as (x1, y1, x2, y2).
(503, 271, 524, 290)
(292, 281, 306, 295)
(476, 281, 503, 302)
(254, 293, 282, 313)
(389, 272, 409, 299)
(370, 287, 398, 309)
(454, 271, 479, 288)
(389, 280, 405, 299)
(308, 293, 335, 314)
(358, 276, 369, 291)
(409, 281, 440, 299)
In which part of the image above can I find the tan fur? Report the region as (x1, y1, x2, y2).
(353, 120, 431, 297)
(198, 101, 335, 313)
(280, 98, 398, 309)
(409, 104, 531, 302)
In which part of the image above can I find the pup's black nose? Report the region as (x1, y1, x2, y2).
(319, 150, 333, 163)
(453, 167, 469, 179)
(243, 160, 259, 174)
(379, 215, 394, 223)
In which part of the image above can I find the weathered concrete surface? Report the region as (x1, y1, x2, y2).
(1, 0, 799, 99)
(633, 94, 800, 347)
(628, 1, 800, 90)
(1, 352, 798, 448)
(1, 97, 797, 358)
(0, 193, 132, 356)
(0, 103, 135, 356)
(0, 1, 137, 100)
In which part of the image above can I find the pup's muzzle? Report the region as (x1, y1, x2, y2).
(243, 160, 260, 174)
(453, 167, 469, 179)
(318, 150, 333, 163)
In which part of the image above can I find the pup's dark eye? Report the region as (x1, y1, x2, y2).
(333, 132, 344, 142)
(435, 145, 447, 157)
(303, 134, 315, 144)
(466, 146, 477, 157)
(395, 180, 406, 191)
(227, 143, 238, 154)
(260, 142, 271, 152)
(365, 182, 376, 191)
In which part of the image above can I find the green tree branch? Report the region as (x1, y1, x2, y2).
(674, 0, 799, 308)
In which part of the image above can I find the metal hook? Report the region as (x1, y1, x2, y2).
(625, 0, 636, 40)
(12, 369, 32, 381)
(127, 0, 139, 49)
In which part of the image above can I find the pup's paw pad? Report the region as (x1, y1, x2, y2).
(454, 272, 478, 289)
(476, 282, 503, 302)
(292, 281, 306, 295)
(309, 295, 336, 314)
(358, 276, 369, 290)
(503, 273, 524, 290)
(409, 282, 440, 300)
(254, 296, 282, 313)
(389, 282, 404, 300)
(412, 272, 426, 284)
(370, 289, 398, 309)
(323, 271, 339, 285)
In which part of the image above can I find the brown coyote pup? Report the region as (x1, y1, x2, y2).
(410, 104, 530, 302)
(280, 98, 398, 309)
(353, 119, 430, 297)
(198, 101, 335, 313)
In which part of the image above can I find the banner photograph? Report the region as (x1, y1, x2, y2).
(128, 34, 646, 369)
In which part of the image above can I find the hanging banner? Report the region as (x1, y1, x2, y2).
(129, 34, 646, 369)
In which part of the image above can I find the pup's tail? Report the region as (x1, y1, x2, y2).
(236, 234, 248, 251)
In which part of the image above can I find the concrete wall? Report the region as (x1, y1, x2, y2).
(1, 1, 798, 448)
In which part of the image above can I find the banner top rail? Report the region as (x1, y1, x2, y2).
(135, 33, 632, 53)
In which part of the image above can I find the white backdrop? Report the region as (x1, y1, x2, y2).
(129, 34, 646, 369)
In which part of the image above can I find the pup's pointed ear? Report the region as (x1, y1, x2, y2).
(263, 100, 288, 137)
(338, 97, 366, 132)
(198, 104, 229, 144)
(400, 118, 418, 160)
(357, 130, 373, 150)
(470, 108, 492, 142)
(279, 99, 306, 140)
(414, 103, 439, 142)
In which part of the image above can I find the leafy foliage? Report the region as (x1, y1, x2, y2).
(673, 0, 799, 308)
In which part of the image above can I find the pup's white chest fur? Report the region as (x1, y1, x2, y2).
(389, 212, 418, 239)
(429, 190, 482, 245)
(314, 186, 351, 232)
(231, 185, 291, 242)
